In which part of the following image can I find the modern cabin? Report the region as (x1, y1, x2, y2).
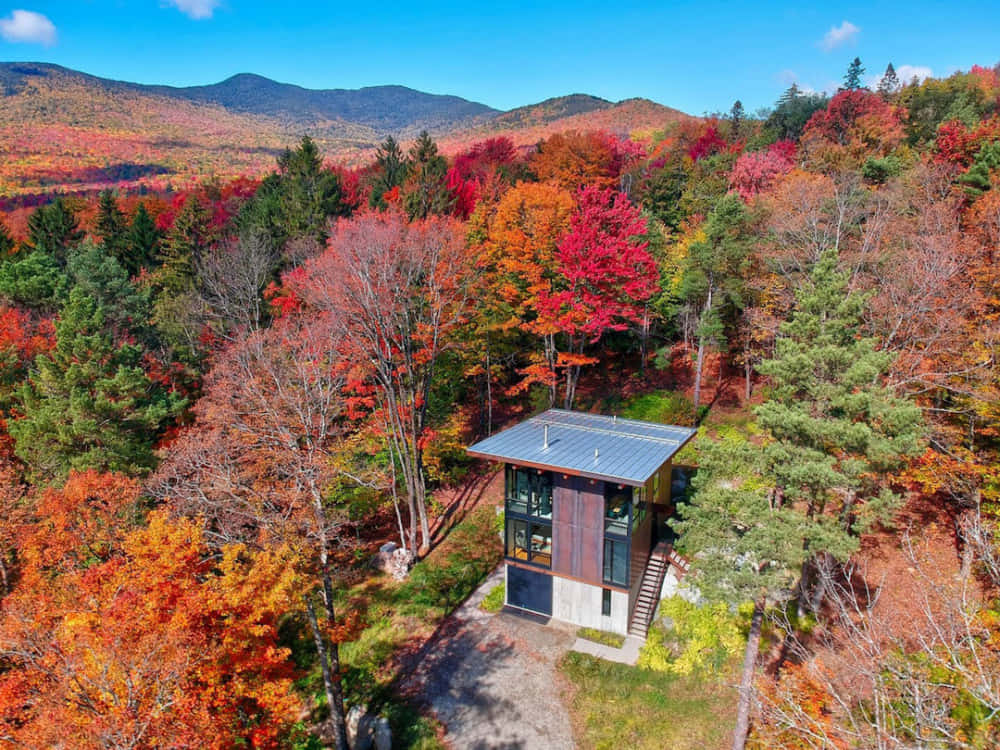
(467, 409, 696, 638)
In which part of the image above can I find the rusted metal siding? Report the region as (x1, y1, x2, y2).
(552, 474, 605, 585)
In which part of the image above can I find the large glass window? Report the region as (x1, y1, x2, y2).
(505, 466, 553, 519)
(604, 484, 632, 535)
(505, 465, 553, 569)
(603, 483, 633, 587)
(603, 538, 628, 587)
(505, 517, 552, 568)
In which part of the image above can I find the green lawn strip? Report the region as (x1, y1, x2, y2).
(576, 626, 625, 648)
(559, 651, 738, 750)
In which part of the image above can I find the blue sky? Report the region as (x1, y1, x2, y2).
(0, 1, 998, 114)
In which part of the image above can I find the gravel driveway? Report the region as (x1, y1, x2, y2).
(401, 567, 577, 750)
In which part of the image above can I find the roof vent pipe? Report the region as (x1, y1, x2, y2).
(543, 424, 549, 450)
(594, 448, 599, 460)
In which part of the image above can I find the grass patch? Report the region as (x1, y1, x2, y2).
(576, 627, 625, 648)
(560, 651, 738, 750)
(620, 390, 697, 427)
(480, 582, 505, 613)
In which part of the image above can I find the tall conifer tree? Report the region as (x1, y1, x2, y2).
(95, 191, 129, 266)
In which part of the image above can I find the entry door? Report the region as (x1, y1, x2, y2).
(506, 565, 553, 616)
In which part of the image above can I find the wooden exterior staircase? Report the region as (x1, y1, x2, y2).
(628, 542, 691, 639)
(628, 544, 670, 639)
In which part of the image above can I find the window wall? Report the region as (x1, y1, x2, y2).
(505, 466, 553, 568)
(603, 483, 636, 587)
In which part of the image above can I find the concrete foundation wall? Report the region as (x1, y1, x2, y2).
(551, 575, 630, 635)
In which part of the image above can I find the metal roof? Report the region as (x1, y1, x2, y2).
(466, 409, 697, 486)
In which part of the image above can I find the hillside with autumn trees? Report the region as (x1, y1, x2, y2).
(0, 57, 999, 749)
(0, 63, 689, 202)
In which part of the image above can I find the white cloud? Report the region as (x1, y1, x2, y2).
(820, 21, 860, 52)
(0, 9, 56, 46)
(868, 65, 933, 90)
(166, 0, 220, 20)
(895, 64, 933, 84)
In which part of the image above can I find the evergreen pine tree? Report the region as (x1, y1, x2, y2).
(678, 194, 754, 411)
(275, 136, 349, 242)
(755, 249, 923, 599)
(10, 288, 181, 480)
(67, 240, 152, 341)
(26, 198, 84, 265)
(677, 251, 923, 750)
(842, 57, 866, 90)
(877, 62, 900, 99)
(369, 136, 410, 209)
(674, 436, 815, 750)
(157, 195, 212, 293)
(766, 84, 828, 140)
(404, 130, 454, 220)
(127, 202, 161, 274)
(95, 191, 129, 266)
(958, 141, 1000, 198)
(729, 99, 746, 140)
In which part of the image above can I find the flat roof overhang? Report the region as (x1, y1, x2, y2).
(466, 409, 698, 487)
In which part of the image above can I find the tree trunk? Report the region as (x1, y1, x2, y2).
(415, 465, 431, 556)
(305, 593, 349, 750)
(744, 356, 752, 403)
(693, 335, 706, 414)
(544, 333, 557, 408)
(640, 304, 650, 375)
(693, 284, 713, 415)
(957, 501, 979, 581)
(732, 598, 765, 750)
(485, 346, 493, 436)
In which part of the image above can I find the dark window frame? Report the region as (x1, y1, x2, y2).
(601, 588, 612, 617)
(505, 465, 554, 569)
(603, 483, 633, 587)
(505, 465, 554, 519)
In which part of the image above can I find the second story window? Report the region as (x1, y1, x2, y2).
(604, 484, 632, 535)
(505, 466, 553, 519)
(604, 483, 633, 587)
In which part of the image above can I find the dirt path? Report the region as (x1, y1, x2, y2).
(402, 567, 577, 749)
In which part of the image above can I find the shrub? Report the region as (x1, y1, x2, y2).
(480, 583, 505, 613)
(861, 155, 902, 184)
(638, 596, 750, 675)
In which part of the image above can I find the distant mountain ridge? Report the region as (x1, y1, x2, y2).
(0, 62, 499, 136)
(139, 72, 499, 135)
(0, 62, 693, 196)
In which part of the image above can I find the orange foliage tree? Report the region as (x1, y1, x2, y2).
(149, 308, 356, 750)
(0, 473, 303, 749)
(530, 130, 644, 191)
(473, 180, 576, 407)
